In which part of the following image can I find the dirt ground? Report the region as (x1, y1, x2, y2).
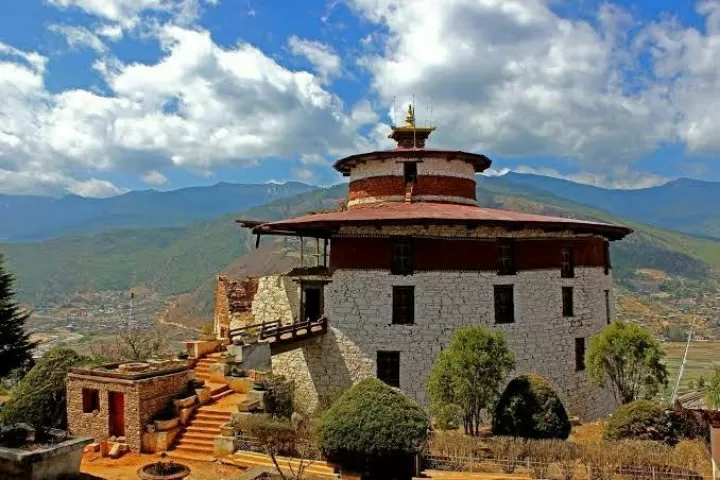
(569, 420, 605, 443)
(80, 451, 247, 480)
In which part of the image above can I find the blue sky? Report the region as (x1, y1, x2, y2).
(0, 0, 719, 197)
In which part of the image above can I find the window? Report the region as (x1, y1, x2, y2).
(562, 287, 574, 317)
(82, 388, 100, 413)
(494, 285, 514, 324)
(604, 290, 611, 324)
(561, 246, 575, 278)
(392, 286, 415, 325)
(497, 240, 516, 275)
(404, 162, 418, 183)
(391, 239, 413, 275)
(377, 351, 400, 387)
(575, 337, 586, 371)
(603, 242, 611, 275)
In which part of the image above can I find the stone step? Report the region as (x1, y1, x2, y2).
(211, 389, 234, 401)
(191, 420, 226, 429)
(232, 450, 337, 476)
(176, 437, 215, 448)
(179, 431, 216, 441)
(166, 449, 214, 463)
(185, 426, 220, 435)
(195, 413, 232, 423)
(170, 444, 214, 456)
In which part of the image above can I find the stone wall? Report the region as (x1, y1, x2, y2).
(215, 276, 259, 336)
(249, 275, 296, 326)
(66, 370, 190, 451)
(272, 266, 617, 420)
(350, 156, 476, 181)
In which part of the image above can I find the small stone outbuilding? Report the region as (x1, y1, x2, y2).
(66, 361, 191, 451)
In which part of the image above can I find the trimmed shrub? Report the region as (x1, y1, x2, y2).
(0, 347, 90, 429)
(258, 374, 294, 419)
(604, 400, 678, 445)
(492, 374, 571, 440)
(318, 378, 429, 478)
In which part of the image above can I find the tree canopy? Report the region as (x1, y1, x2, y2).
(318, 378, 429, 478)
(705, 368, 720, 409)
(0, 347, 90, 429)
(0, 254, 36, 378)
(586, 320, 668, 404)
(427, 326, 515, 435)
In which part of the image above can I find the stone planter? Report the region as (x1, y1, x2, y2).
(137, 461, 191, 480)
(173, 395, 197, 410)
(0, 434, 92, 480)
(154, 417, 180, 432)
(219, 423, 235, 437)
(199, 334, 217, 342)
(195, 387, 211, 405)
(226, 376, 254, 394)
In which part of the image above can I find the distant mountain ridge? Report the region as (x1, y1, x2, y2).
(496, 174, 720, 240)
(0, 181, 315, 241)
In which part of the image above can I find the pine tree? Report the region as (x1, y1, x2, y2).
(0, 254, 36, 378)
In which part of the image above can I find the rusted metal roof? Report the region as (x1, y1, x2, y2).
(246, 202, 633, 240)
(332, 149, 492, 175)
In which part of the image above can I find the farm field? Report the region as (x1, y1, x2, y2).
(663, 341, 720, 394)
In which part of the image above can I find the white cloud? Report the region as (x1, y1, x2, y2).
(349, 0, 674, 166)
(49, 25, 108, 53)
(292, 167, 316, 183)
(288, 36, 341, 82)
(0, 169, 126, 197)
(485, 166, 669, 190)
(142, 170, 169, 185)
(0, 27, 373, 196)
(96, 24, 124, 41)
(299, 154, 328, 166)
(45, 0, 216, 28)
(68, 178, 128, 197)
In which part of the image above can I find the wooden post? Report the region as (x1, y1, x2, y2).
(300, 236, 304, 268)
(316, 237, 320, 267)
(323, 238, 328, 267)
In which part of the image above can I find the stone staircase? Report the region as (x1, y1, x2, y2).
(167, 352, 239, 462)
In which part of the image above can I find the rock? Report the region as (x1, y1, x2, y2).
(108, 436, 117, 443)
(109, 443, 122, 459)
(84, 443, 100, 453)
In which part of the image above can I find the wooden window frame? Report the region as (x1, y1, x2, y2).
(575, 337, 586, 371)
(494, 285, 515, 324)
(392, 286, 415, 325)
(497, 239, 516, 276)
(82, 388, 100, 413)
(377, 351, 400, 388)
(391, 238, 413, 275)
(562, 286, 574, 317)
(561, 245, 575, 278)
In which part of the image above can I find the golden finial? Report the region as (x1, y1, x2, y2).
(405, 104, 415, 127)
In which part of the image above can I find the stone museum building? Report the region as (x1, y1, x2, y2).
(230, 106, 632, 419)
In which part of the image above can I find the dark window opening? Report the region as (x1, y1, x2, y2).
(391, 239, 413, 275)
(392, 286, 415, 325)
(562, 287, 574, 317)
(604, 290, 611, 324)
(494, 285, 515, 324)
(404, 162, 418, 184)
(561, 246, 575, 278)
(604, 242, 611, 275)
(377, 351, 400, 388)
(301, 284, 324, 321)
(575, 337, 586, 371)
(497, 240, 516, 276)
(82, 388, 100, 413)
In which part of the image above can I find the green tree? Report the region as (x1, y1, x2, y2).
(604, 400, 678, 445)
(697, 376, 707, 389)
(705, 369, 720, 409)
(427, 326, 515, 436)
(0, 254, 36, 378)
(586, 320, 668, 404)
(0, 347, 90, 429)
(318, 378, 429, 479)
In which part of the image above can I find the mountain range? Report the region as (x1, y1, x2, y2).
(0, 182, 315, 242)
(2, 175, 719, 308)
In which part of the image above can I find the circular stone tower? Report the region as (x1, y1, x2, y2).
(240, 106, 632, 420)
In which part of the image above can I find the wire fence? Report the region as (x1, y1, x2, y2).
(424, 454, 709, 480)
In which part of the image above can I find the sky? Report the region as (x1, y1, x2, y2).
(1, 0, 720, 197)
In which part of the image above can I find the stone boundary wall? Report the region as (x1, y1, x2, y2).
(272, 266, 616, 420)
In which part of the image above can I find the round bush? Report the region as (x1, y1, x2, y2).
(604, 400, 678, 445)
(318, 378, 429, 477)
(492, 374, 571, 440)
(0, 347, 90, 429)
